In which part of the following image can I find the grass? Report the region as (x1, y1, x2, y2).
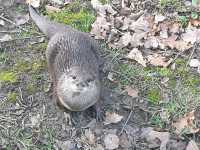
(110, 54, 200, 128)
(47, 2, 96, 32)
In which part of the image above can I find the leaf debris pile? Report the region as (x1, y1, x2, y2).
(91, 0, 200, 69)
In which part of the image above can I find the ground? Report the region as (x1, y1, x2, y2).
(0, 0, 200, 149)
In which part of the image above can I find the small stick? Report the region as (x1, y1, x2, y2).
(186, 44, 196, 67)
(0, 15, 28, 32)
(119, 110, 133, 135)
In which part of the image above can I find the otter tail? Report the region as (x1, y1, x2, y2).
(29, 5, 71, 38)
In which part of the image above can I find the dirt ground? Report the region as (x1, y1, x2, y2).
(0, 0, 200, 149)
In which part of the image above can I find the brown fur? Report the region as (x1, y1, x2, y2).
(29, 5, 101, 111)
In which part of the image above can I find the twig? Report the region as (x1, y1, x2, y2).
(0, 30, 19, 33)
(0, 15, 28, 32)
(0, 35, 45, 43)
(18, 87, 27, 108)
(121, 0, 125, 8)
(186, 44, 196, 67)
(119, 110, 133, 135)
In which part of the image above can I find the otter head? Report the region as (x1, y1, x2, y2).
(56, 66, 100, 111)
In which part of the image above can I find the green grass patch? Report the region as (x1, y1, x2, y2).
(7, 92, 18, 103)
(47, 5, 95, 32)
(0, 71, 18, 83)
(147, 88, 161, 104)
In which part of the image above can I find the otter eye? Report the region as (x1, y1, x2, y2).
(72, 76, 76, 79)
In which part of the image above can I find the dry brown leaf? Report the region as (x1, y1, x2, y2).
(129, 15, 150, 33)
(26, 0, 40, 7)
(147, 54, 172, 67)
(182, 27, 200, 44)
(130, 32, 146, 47)
(104, 112, 123, 125)
(190, 18, 200, 27)
(160, 36, 192, 51)
(126, 48, 146, 67)
(169, 22, 180, 34)
(0, 34, 12, 42)
(107, 72, 115, 82)
(104, 134, 119, 150)
(189, 59, 200, 67)
(186, 140, 199, 150)
(119, 32, 132, 47)
(0, 19, 5, 26)
(144, 36, 159, 49)
(84, 129, 96, 145)
(124, 86, 139, 98)
(45, 5, 61, 13)
(91, 0, 116, 16)
(91, 16, 110, 39)
(172, 110, 200, 135)
(141, 127, 170, 150)
(154, 14, 166, 24)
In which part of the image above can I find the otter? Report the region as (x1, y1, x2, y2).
(29, 5, 102, 116)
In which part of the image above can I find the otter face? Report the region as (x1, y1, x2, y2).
(56, 67, 100, 111)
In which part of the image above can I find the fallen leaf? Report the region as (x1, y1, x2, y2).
(172, 110, 200, 134)
(141, 127, 170, 150)
(154, 14, 166, 24)
(15, 14, 29, 26)
(91, 16, 110, 39)
(45, 5, 61, 13)
(119, 32, 132, 47)
(91, 0, 116, 16)
(94, 144, 104, 150)
(129, 15, 150, 33)
(30, 114, 40, 128)
(189, 59, 200, 67)
(190, 18, 200, 27)
(124, 86, 139, 98)
(64, 0, 72, 5)
(107, 72, 115, 82)
(147, 54, 172, 67)
(26, 0, 40, 8)
(182, 26, 200, 44)
(0, 19, 5, 26)
(186, 140, 199, 150)
(160, 36, 192, 51)
(144, 36, 159, 49)
(55, 140, 75, 150)
(104, 134, 119, 150)
(84, 129, 96, 145)
(104, 112, 123, 125)
(169, 22, 180, 34)
(0, 34, 12, 42)
(126, 48, 146, 67)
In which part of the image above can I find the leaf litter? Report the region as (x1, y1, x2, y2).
(90, 0, 200, 69)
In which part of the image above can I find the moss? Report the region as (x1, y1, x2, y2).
(0, 52, 9, 64)
(160, 0, 181, 8)
(0, 71, 18, 83)
(14, 59, 46, 74)
(31, 59, 46, 73)
(100, 0, 109, 4)
(14, 60, 32, 73)
(47, 7, 95, 32)
(147, 88, 161, 104)
(157, 68, 173, 77)
(26, 83, 37, 94)
(7, 92, 18, 103)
